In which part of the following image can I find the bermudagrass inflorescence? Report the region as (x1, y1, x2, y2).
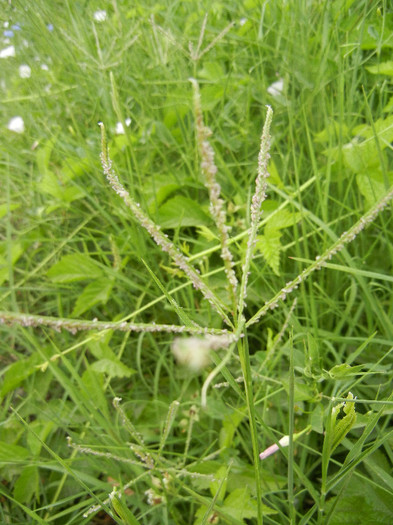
(1, 80, 393, 399)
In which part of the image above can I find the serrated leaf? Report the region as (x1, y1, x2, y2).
(47, 254, 103, 282)
(157, 196, 211, 229)
(13, 466, 39, 504)
(256, 230, 282, 275)
(72, 278, 113, 316)
(91, 358, 136, 379)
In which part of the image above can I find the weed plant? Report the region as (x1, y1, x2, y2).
(1, 1, 393, 524)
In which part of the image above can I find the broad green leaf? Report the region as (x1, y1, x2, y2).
(27, 421, 55, 456)
(326, 477, 393, 524)
(342, 139, 380, 173)
(0, 353, 41, 400)
(0, 203, 20, 219)
(268, 160, 284, 188)
(87, 339, 115, 360)
(326, 363, 364, 379)
(187, 461, 221, 491)
(72, 278, 113, 316)
(200, 84, 225, 110)
(199, 62, 225, 81)
(209, 465, 228, 502)
(47, 254, 104, 282)
(265, 209, 302, 232)
(62, 156, 90, 181)
(157, 196, 211, 229)
(91, 358, 136, 379)
(0, 241, 24, 285)
(81, 368, 108, 413)
(36, 137, 56, 175)
(61, 185, 85, 203)
(256, 230, 282, 275)
(327, 392, 357, 454)
(148, 183, 180, 213)
(314, 121, 350, 144)
(282, 378, 316, 402)
(310, 402, 325, 434)
(0, 442, 30, 462)
(357, 171, 393, 208)
(37, 170, 63, 199)
(223, 487, 276, 519)
(219, 410, 245, 450)
(366, 61, 393, 75)
(13, 466, 39, 504)
(304, 333, 322, 379)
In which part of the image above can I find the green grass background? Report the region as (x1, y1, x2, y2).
(1, 1, 393, 523)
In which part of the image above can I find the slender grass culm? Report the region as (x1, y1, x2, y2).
(1, 4, 393, 522)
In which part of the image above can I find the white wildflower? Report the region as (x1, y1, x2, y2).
(7, 116, 25, 133)
(172, 337, 212, 371)
(115, 118, 131, 134)
(93, 10, 107, 22)
(19, 64, 31, 78)
(0, 45, 15, 58)
(267, 79, 284, 97)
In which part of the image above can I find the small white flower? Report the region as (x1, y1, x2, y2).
(7, 116, 25, 133)
(267, 79, 284, 97)
(172, 337, 211, 371)
(0, 45, 15, 58)
(41, 63, 49, 71)
(239, 18, 247, 26)
(93, 10, 107, 22)
(19, 64, 31, 78)
(115, 118, 131, 135)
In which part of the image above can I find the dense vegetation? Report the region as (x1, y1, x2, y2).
(1, 1, 392, 523)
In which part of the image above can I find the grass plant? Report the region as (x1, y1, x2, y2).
(1, 1, 393, 524)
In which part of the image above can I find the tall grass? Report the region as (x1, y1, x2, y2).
(1, 1, 393, 523)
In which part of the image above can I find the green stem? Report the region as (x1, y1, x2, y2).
(237, 328, 263, 525)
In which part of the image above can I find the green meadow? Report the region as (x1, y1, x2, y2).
(1, 1, 393, 523)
